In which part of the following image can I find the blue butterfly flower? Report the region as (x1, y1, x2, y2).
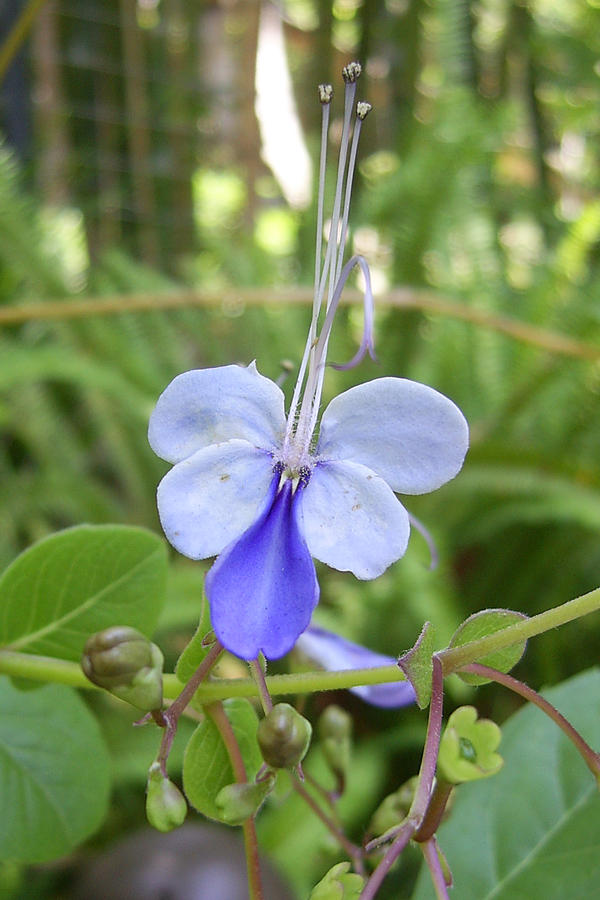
(149, 63, 468, 661)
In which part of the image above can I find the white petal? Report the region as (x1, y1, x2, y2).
(157, 439, 275, 559)
(300, 459, 410, 579)
(317, 377, 469, 495)
(149, 362, 286, 464)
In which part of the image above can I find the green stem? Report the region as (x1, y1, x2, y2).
(439, 587, 600, 675)
(191, 665, 407, 701)
(0, 651, 94, 687)
(0, 650, 408, 699)
(2, 586, 599, 701)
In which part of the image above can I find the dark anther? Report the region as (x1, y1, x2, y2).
(298, 465, 311, 488)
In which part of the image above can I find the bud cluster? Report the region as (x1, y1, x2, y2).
(81, 626, 164, 711)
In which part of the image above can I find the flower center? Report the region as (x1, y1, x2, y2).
(273, 459, 312, 492)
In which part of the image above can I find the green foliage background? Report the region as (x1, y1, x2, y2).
(1, 0, 600, 896)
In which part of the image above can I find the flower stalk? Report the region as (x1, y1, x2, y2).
(361, 657, 445, 896)
(249, 658, 273, 714)
(292, 775, 365, 874)
(420, 838, 451, 900)
(205, 702, 265, 900)
(154, 641, 223, 776)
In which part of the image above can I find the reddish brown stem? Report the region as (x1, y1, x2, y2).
(361, 657, 445, 898)
(360, 821, 415, 899)
(413, 779, 453, 844)
(205, 701, 265, 900)
(303, 769, 342, 816)
(462, 663, 600, 780)
(292, 776, 365, 875)
(421, 838, 450, 900)
(249, 658, 273, 714)
(156, 642, 223, 775)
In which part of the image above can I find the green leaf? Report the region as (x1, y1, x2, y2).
(183, 698, 262, 822)
(0, 677, 110, 862)
(175, 593, 213, 683)
(398, 622, 435, 708)
(412, 669, 600, 900)
(158, 561, 207, 631)
(448, 609, 527, 685)
(0, 525, 168, 661)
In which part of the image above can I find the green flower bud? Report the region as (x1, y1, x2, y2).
(318, 705, 352, 741)
(309, 862, 364, 900)
(257, 703, 312, 769)
(318, 706, 352, 782)
(146, 763, 187, 832)
(321, 736, 350, 782)
(81, 626, 163, 711)
(368, 777, 418, 837)
(215, 771, 276, 826)
(437, 706, 503, 784)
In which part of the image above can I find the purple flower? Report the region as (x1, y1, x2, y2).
(149, 362, 467, 661)
(296, 626, 416, 708)
(148, 64, 469, 662)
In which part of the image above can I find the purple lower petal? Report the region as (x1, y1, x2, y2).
(296, 625, 416, 708)
(205, 473, 319, 661)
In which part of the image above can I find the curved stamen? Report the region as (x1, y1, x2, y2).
(407, 513, 439, 571)
(334, 102, 371, 289)
(284, 64, 373, 466)
(328, 255, 377, 371)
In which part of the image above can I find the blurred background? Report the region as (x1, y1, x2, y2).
(1, 0, 600, 896)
